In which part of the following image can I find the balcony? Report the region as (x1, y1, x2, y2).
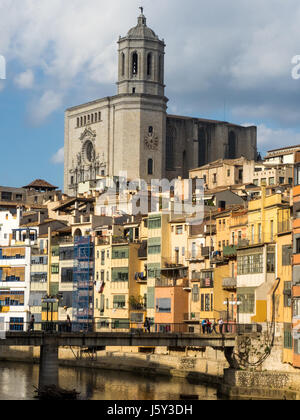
(135, 272, 147, 284)
(112, 236, 129, 245)
(183, 312, 200, 322)
(138, 241, 147, 259)
(223, 245, 237, 258)
(191, 272, 201, 282)
(185, 251, 204, 261)
(155, 278, 189, 288)
(200, 278, 214, 288)
(222, 277, 237, 290)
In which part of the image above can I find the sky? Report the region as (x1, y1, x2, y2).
(1, 0, 300, 191)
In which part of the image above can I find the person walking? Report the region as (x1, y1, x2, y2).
(66, 315, 72, 333)
(206, 319, 212, 334)
(218, 318, 224, 335)
(28, 315, 35, 333)
(144, 318, 151, 333)
(201, 319, 207, 334)
(212, 319, 218, 334)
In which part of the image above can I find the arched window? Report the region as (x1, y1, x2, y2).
(198, 127, 206, 167)
(121, 53, 125, 76)
(132, 52, 138, 76)
(228, 131, 236, 159)
(147, 53, 152, 76)
(158, 55, 162, 82)
(148, 159, 153, 175)
(166, 124, 176, 171)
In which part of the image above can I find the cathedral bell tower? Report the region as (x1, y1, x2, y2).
(117, 8, 166, 96)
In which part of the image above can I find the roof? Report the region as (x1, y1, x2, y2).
(126, 12, 159, 41)
(22, 179, 58, 190)
(267, 144, 300, 154)
(190, 157, 250, 172)
(53, 197, 95, 212)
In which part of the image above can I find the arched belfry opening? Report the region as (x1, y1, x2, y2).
(147, 53, 152, 77)
(121, 53, 125, 76)
(132, 52, 138, 76)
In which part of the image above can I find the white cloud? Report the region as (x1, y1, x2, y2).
(30, 90, 63, 124)
(14, 69, 34, 89)
(243, 122, 300, 153)
(1, 0, 300, 128)
(51, 147, 64, 164)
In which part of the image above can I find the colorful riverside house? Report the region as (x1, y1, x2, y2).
(0, 227, 37, 331)
(276, 216, 293, 365)
(237, 187, 291, 326)
(93, 233, 142, 331)
(292, 151, 300, 368)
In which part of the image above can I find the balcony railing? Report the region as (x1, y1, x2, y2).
(222, 277, 237, 290)
(200, 278, 214, 288)
(138, 242, 147, 259)
(191, 272, 201, 281)
(223, 245, 237, 257)
(183, 312, 200, 322)
(185, 251, 204, 261)
(135, 273, 147, 283)
(155, 278, 189, 288)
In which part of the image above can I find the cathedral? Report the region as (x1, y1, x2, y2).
(64, 9, 257, 195)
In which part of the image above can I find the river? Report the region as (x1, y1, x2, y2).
(0, 361, 219, 400)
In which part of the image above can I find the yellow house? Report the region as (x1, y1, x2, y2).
(237, 188, 291, 325)
(276, 230, 293, 365)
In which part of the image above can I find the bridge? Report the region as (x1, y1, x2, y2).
(0, 329, 256, 390)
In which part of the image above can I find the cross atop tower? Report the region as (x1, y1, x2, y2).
(139, 6, 144, 15)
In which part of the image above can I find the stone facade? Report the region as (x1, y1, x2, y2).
(64, 10, 257, 196)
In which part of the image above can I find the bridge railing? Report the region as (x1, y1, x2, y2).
(1, 320, 263, 335)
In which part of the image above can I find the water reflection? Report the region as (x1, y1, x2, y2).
(0, 362, 219, 401)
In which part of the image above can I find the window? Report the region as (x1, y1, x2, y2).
(148, 159, 153, 175)
(284, 282, 292, 308)
(279, 177, 285, 185)
(237, 291, 255, 314)
(228, 132, 236, 159)
(213, 174, 217, 184)
(253, 179, 259, 186)
(61, 268, 73, 283)
(237, 253, 263, 275)
(284, 323, 292, 349)
(227, 170, 230, 177)
(148, 245, 161, 255)
(192, 285, 199, 302)
(132, 52, 138, 75)
(51, 264, 59, 274)
(148, 218, 161, 229)
(269, 177, 275, 185)
(156, 298, 171, 313)
(296, 238, 300, 254)
(1, 192, 12, 201)
(121, 52, 125, 76)
(113, 295, 126, 309)
(147, 53, 152, 76)
(176, 225, 183, 235)
(282, 245, 292, 266)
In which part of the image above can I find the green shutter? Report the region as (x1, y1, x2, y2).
(147, 287, 155, 309)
